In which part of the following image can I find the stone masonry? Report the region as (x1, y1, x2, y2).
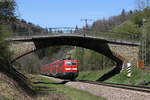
(108, 44, 139, 67)
(9, 42, 36, 61)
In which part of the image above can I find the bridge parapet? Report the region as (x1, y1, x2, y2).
(6, 34, 140, 46)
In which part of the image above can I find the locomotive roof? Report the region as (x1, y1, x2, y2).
(50, 59, 78, 64)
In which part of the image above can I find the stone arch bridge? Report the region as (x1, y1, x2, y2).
(7, 34, 140, 81)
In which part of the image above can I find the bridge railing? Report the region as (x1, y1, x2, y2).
(7, 28, 140, 44)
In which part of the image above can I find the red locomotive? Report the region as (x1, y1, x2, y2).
(40, 59, 79, 79)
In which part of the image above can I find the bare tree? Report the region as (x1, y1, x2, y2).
(136, 0, 150, 10)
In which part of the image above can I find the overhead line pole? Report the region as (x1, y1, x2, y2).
(81, 19, 92, 27)
(80, 19, 92, 36)
(80, 19, 93, 70)
(141, 18, 147, 66)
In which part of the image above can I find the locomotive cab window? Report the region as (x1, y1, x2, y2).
(65, 61, 77, 65)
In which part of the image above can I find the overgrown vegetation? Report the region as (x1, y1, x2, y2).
(0, 0, 15, 70)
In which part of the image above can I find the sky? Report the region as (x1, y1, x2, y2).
(15, 0, 136, 28)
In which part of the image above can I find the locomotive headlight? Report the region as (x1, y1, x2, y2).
(72, 68, 77, 70)
(66, 68, 77, 70)
(66, 68, 71, 70)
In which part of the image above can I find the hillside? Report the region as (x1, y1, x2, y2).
(0, 72, 33, 100)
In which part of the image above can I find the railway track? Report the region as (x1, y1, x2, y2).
(76, 80, 150, 93)
(40, 75, 150, 93)
(40, 75, 150, 100)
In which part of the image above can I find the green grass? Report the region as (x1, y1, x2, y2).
(77, 67, 115, 81)
(106, 68, 150, 86)
(76, 67, 150, 86)
(31, 75, 106, 100)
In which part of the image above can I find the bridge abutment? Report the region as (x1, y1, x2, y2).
(108, 44, 139, 67)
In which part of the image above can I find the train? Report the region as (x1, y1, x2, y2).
(40, 59, 79, 79)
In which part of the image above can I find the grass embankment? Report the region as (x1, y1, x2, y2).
(77, 67, 150, 86)
(77, 67, 114, 81)
(29, 75, 106, 100)
(106, 68, 150, 86)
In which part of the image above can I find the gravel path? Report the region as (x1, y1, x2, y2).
(41, 76, 150, 100)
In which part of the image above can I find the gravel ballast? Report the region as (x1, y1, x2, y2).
(66, 82, 150, 100)
(41, 76, 150, 100)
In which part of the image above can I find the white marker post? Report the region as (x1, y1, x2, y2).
(127, 63, 132, 78)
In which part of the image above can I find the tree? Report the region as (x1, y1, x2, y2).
(0, 0, 16, 22)
(120, 9, 126, 22)
(136, 0, 150, 10)
(112, 21, 141, 39)
(91, 10, 133, 33)
(0, 0, 16, 70)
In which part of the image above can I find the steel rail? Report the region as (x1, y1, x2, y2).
(77, 80, 150, 93)
(40, 75, 150, 93)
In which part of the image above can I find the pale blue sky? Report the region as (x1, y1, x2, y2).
(16, 0, 136, 28)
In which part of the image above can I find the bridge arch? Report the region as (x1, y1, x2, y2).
(9, 35, 141, 81)
(11, 35, 125, 68)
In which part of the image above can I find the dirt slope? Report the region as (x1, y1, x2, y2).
(0, 72, 33, 100)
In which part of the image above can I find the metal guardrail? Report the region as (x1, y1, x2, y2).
(6, 30, 141, 46)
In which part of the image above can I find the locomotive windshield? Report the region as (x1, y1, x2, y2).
(65, 61, 77, 65)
